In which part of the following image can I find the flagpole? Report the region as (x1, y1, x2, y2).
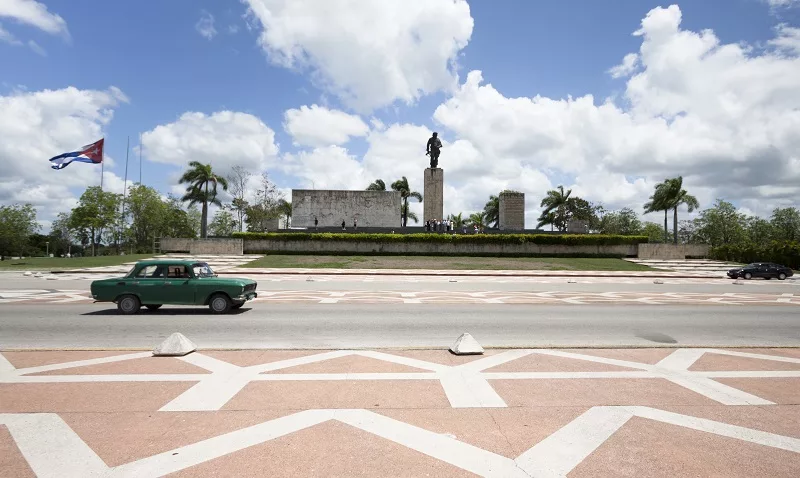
(100, 159, 104, 191)
(120, 136, 130, 253)
(138, 133, 143, 185)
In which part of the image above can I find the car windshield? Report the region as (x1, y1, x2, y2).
(192, 263, 216, 278)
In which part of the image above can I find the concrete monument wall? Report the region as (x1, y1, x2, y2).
(423, 168, 444, 222)
(637, 244, 710, 259)
(160, 238, 243, 255)
(499, 192, 525, 230)
(292, 189, 401, 228)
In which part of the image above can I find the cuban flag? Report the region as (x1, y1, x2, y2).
(48, 138, 104, 170)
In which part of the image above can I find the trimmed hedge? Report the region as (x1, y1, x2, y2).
(711, 241, 800, 270)
(231, 232, 648, 246)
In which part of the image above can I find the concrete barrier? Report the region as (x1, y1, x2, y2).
(243, 239, 638, 257)
(161, 238, 243, 255)
(638, 244, 710, 259)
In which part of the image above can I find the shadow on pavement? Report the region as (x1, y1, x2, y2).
(81, 308, 252, 316)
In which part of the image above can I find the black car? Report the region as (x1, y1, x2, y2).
(727, 262, 794, 280)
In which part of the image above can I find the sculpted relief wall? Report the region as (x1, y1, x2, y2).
(292, 190, 402, 228)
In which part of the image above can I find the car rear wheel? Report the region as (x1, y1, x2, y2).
(117, 295, 141, 315)
(209, 294, 232, 314)
(779, 273, 787, 280)
(744, 272, 752, 280)
(145, 304, 162, 311)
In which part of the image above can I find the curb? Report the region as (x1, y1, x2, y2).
(47, 269, 727, 280)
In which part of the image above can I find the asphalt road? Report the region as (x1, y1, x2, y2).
(1, 303, 798, 349)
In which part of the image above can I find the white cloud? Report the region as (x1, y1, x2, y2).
(0, 0, 68, 37)
(764, 0, 800, 7)
(195, 10, 217, 40)
(0, 85, 128, 224)
(428, 5, 800, 217)
(608, 53, 639, 78)
(0, 23, 20, 44)
(281, 145, 364, 190)
(769, 24, 800, 54)
(27, 39, 44, 55)
(283, 104, 369, 147)
(242, 0, 474, 112)
(141, 111, 280, 176)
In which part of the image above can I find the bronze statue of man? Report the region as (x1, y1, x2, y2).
(426, 132, 442, 168)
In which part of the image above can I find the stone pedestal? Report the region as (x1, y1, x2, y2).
(499, 192, 525, 230)
(423, 168, 444, 223)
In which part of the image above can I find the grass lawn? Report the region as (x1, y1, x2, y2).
(0, 254, 153, 271)
(240, 255, 654, 271)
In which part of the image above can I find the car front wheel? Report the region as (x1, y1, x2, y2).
(209, 294, 232, 314)
(743, 272, 752, 280)
(117, 295, 141, 315)
(779, 273, 787, 280)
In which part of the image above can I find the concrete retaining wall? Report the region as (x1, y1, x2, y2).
(243, 239, 638, 257)
(292, 189, 401, 228)
(160, 238, 243, 255)
(638, 243, 710, 259)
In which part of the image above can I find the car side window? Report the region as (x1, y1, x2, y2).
(167, 265, 190, 278)
(135, 265, 166, 278)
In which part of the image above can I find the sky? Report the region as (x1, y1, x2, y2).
(1, 0, 800, 231)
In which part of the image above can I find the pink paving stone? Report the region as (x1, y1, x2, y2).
(382, 349, 501, 366)
(200, 350, 321, 367)
(378, 407, 590, 459)
(0, 350, 139, 369)
(0, 382, 197, 412)
(265, 355, 429, 374)
(28, 357, 211, 376)
(721, 348, 800, 359)
(167, 420, 478, 478)
(560, 348, 677, 365)
(62, 411, 293, 467)
(0, 425, 36, 478)
(569, 416, 800, 478)
(688, 353, 800, 372)
(714, 378, 800, 404)
(224, 380, 451, 410)
(484, 353, 641, 373)
(490, 379, 717, 407)
(658, 405, 800, 439)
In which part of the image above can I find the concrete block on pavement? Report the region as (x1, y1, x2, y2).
(449, 333, 484, 355)
(153, 332, 197, 357)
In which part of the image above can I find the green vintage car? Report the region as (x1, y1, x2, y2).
(90, 259, 258, 315)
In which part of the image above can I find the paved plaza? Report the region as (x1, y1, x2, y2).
(2, 347, 800, 477)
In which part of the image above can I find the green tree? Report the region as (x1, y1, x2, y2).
(226, 165, 252, 233)
(483, 195, 500, 229)
(599, 208, 643, 235)
(642, 222, 665, 243)
(68, 186, 121, 256)
(770, 207, 800, 242)
(746, 216, 774, 245)
(447, 212, 466, 229)
(693, 199, 747, 247)
(178, 161, 229, 238)
(209, 210, 238, 236)
(366, 179, 386, 191)
(245, 173, 282, 232)
(467, 211, 486, 230)
(125, 184, 167, 251)
(277, 199, 292, 229)
(662, 176, 699, 245)
(0, 204, 39, 257)
(162, 195, 198, 239)
(537, 185, 572, 231)
(391, 176, 423, 227)
(48, 212, 74, 257)
(643, 180, 671, 243)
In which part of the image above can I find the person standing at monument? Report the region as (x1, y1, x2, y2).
(426, 132, 442, 169)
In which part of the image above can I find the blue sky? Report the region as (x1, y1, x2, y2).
(1, 0, 799, 228)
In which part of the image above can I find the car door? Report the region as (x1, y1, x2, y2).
(163, 264, 196, 304)
(130, 265, 167, 304)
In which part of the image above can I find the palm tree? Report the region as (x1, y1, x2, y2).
(468, 211, 486, 230)
(366, 179, 386, 191)
(643, 180, 671, 243)
(483, 195, 500, 228)
(662, 176, 699, 245)
(400, 203, 419, 224)
(277, 199, 292, 229)
(448, 212, 466, 229)
(391, 176, 423, 227)
(537, 185, 572, 231)
(179, 161, 229, 238)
